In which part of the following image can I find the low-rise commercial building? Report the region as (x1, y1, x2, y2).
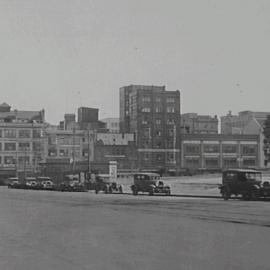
(0, 103, 45, 180)
(181, 134, 260, 172)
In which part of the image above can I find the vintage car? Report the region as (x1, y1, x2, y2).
(37, 177, 55, 190)
(88, 174, 123, 194)
(25, 177, 40, 190)
(219, 169, 270, 200)
(131, 173, 171, 196)
(7, 177, 21, 189)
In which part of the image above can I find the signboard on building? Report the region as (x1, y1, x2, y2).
(109, 161, 117, 182)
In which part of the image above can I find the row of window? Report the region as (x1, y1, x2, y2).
(184, 157, 256, 168)
(142, 118, 176, 125)
(0, 142, 42, 151)
(0, 156, 32, 165)
(141, 96, 176, 103)
(0, 129, 41, 138)
(141, 106, 176, 113)
(184, 144, 257, 154)
(141, 153, 176, 162)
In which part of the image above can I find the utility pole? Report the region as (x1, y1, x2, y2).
(72, 126, 76, 172)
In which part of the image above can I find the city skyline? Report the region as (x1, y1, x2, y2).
(1, 0, 270, 124)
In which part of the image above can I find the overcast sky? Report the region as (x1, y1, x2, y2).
(0, 0, 270, 124)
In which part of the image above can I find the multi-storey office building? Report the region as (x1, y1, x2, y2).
(0, 103, 45, 180)
(181, 134, 260, 171)
(120, 85, 181, 174)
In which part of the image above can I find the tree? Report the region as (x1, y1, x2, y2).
(263, 115, 270, 165)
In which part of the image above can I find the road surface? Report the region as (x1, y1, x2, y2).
(0, 187, 270, 270)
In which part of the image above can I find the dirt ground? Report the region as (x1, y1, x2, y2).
(1, 184, 270, 270)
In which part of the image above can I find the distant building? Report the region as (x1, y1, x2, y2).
(77, 107, 106, 131)
(101, 118, 120, 133)
(0, 103, 45, 180)
(93, 133, 137, 173)
(181, 113, 218, 134)
(119, 85, 181, 174)
(221, 110, 270, 135)
(64, 114, 76, 130)
(181, 133, 261, 171)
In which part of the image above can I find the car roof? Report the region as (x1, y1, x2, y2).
(134, 173, 160, 176)
(223, 169, 261, 173)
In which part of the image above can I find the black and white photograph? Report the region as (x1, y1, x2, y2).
(0, 1, 270, 269)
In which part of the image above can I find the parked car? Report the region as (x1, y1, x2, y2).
(219, 169, 270, 200)
(89, 174, 123, 194)
(37, 177, 55, 190)
(25, 177, 40, 190)
(131, 173, 171, 196)
(7, 177, 21, 189)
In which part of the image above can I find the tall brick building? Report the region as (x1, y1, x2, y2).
(119, 85, 181, 174)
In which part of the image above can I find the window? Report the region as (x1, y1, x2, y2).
(242, 145, 257, 155)
(167, 118, 175, 125)
(141, 140, 150, 148)
(156, 97, 161, 103)
(156, 119, 161, 125)
(19, 129, 31, 138)
(203, 145, 219, 153)
(33, 142, 42, 152)
(142, 107, 150, 113)
(167, 106, 175, 113)
(184, 144, 200, 154)
(48, 147, 57, 156)
(142, 96, 151, 102)
(156, 141, 162, 148)
(18, 142, 30, 151)
(185, 158, 200, 168)
(223, 158, 237, 168)
(167, 153, 175, 163)
(142, 118, 149, 125)
(4, 156, 15, 165)
(156, 130, 162, 136)
(59, 149, 69, 156)
(4, 129, 16, 138)
(144, 153, 149, 160)
(0, 143, 1, 151)
(222, 145, 237, 153)
(166, 97, 175, 103)
(18, 156, 30, 165)
(205, 158, 219, 168)
(0, 156, 1, 164)
(0, 130, 2, 137)
(155, 107, 162, 113)
(168, 129, 175, 137)
(156, 154, 162, 161)
(4, 143, 16, 151)
(33, 129, 41, 138)
(243, 159, 256, 167)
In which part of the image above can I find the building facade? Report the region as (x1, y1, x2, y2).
(119, 85, 181, 174)
(181, 134, 260, 171)
(181, 113, 218, 134)
(101, 118, 120, 133)
(0, 103, 45, 180)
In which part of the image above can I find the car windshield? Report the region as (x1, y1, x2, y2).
(245, 172, 261, 181)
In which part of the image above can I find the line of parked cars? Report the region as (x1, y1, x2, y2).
(8, 176, 55, 190)
(6, 172, 171, 196)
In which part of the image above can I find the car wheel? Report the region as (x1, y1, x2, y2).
(222, 188, 230, 200)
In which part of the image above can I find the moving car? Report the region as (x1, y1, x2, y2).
(131, 173, 171, 196)
(219, 169, 270, 200)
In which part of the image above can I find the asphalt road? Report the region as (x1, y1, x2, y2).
(0, 187, 270, 270)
